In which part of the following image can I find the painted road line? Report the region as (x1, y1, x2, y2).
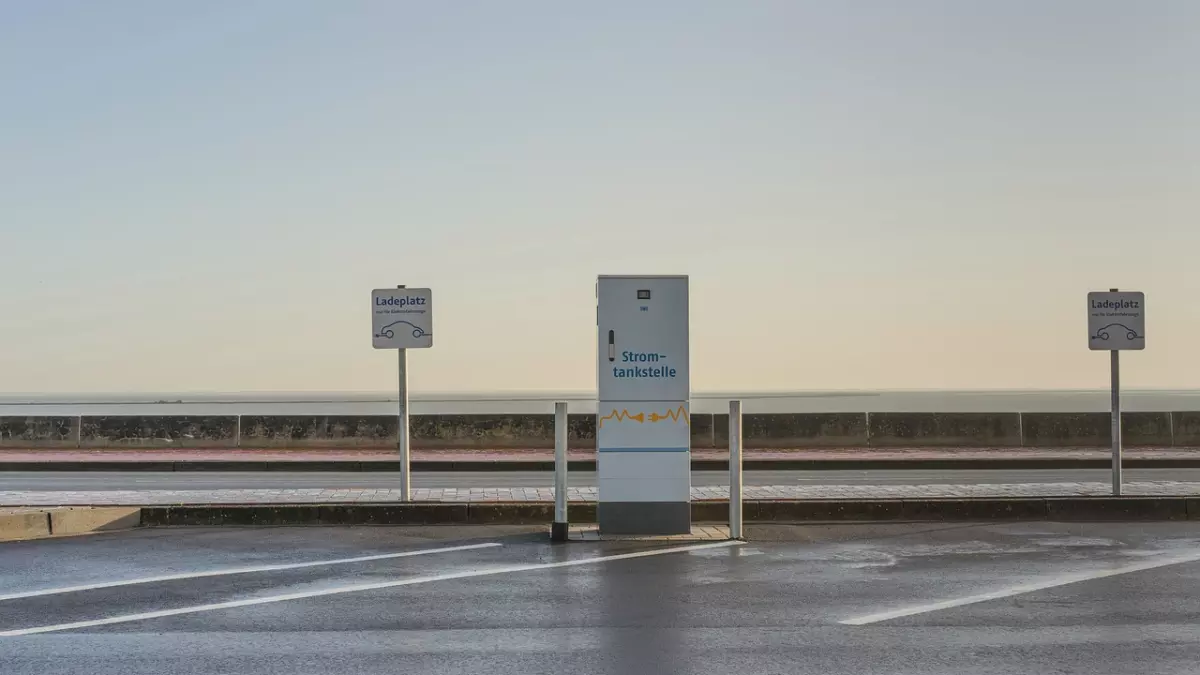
(839, 548, 1200, 626)
(0, 542, 501, 603)
(0, 540, 742, 637)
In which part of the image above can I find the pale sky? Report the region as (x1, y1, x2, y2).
(2, 1, 1197, 394)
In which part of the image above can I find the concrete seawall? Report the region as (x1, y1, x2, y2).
(867, 412, 1021, 448)
(1021, 412, 1173, 447)
(3, 411, 1199, 449)
(0, 417, 77, 448)
(715, 413, 868, 448)
(79, 416, 239, 448)
(1175, 412, 1200, 446)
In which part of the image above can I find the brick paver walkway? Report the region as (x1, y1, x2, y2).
(2, 482, 1199, 506)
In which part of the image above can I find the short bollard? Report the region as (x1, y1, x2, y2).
(729, 400, 743, 540)
(551, 401, 569, 542)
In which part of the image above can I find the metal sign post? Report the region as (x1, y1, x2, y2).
(1110, 341, 1121, 496)
(397, 289, 410, 501)
(372, 285, 434, 503)
(1088, 288, 1145, 497)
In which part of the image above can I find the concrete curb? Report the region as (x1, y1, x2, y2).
(8, 457, 1200, 472)
(49, 507, 142, 535)
(0, 511, 51, 541)
(0, 507, 143, 542)
(140, 503, 587, 526)
(137, 497, 1200, 527)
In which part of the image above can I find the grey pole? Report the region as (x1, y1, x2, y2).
(551, 401, 569, 541)
(397, 284, 411, 502)
(1110, 287, 1122, 496)
(729, 400, 743, 540)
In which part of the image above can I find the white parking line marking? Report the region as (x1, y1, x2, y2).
(839, 548, 1200, 625)
(0, 542, 502, 602)
(0, 540, 741, 637)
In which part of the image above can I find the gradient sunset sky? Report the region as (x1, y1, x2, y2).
(2, 1, 1197, 393)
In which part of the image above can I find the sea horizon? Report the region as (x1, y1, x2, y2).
(2, 388, 1199, 416)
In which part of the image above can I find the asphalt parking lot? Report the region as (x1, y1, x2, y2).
(4, 522, 1200, 674)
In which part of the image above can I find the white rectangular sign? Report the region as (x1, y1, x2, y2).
(1088, 291, 1144, 351)
(372, 288, 433, 349)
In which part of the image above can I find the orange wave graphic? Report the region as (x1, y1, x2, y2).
(598, 405, 689, 428)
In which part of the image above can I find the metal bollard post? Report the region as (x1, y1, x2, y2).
(551, 402, 569, 541)
(729, 400, 743, 540)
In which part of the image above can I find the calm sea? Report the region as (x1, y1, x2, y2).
(1, 390, 1198, 416)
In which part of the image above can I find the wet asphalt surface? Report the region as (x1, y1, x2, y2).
(4, 522, 1200, 674)
(3, 467, 1198, 490)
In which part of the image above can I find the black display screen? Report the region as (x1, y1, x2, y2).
(637, 290, 651, 299)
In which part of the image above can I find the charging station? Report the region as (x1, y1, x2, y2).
(596, 275, 690, 534)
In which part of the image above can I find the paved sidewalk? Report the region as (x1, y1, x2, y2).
(2, 481, 1199, 506)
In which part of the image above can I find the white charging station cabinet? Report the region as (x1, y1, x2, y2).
(596, 275, 690, 534)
